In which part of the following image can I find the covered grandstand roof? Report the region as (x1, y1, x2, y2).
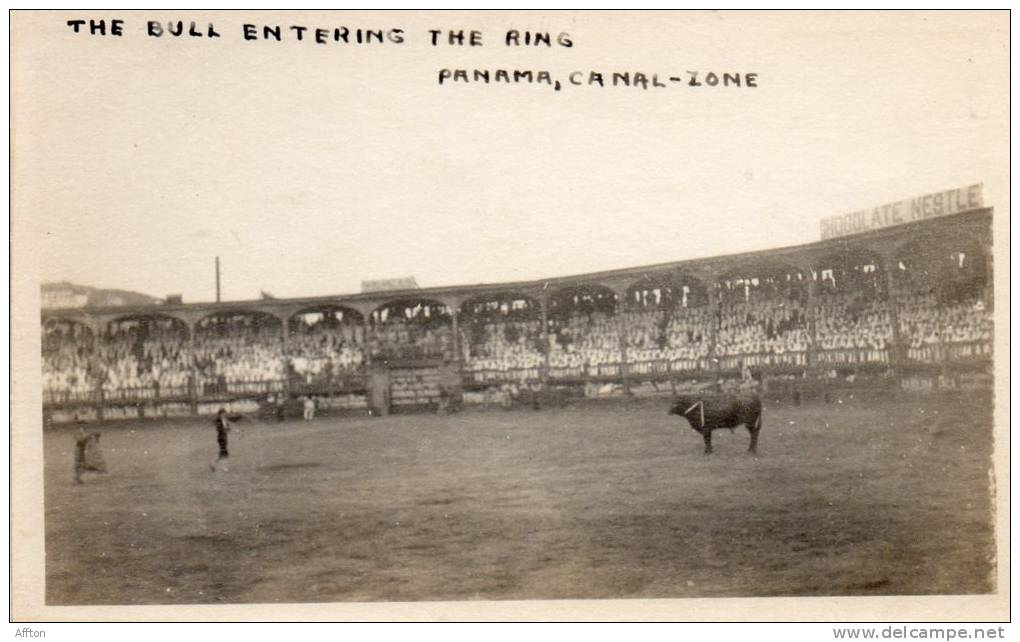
(41, 207, 992, 323)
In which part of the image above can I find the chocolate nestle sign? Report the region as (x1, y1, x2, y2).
(820, 184, 983, 240)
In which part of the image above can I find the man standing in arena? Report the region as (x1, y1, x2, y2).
(211, 408, 231, 471)
(73, 427, 89, 484)
(73, 425, 106, 484)
(303, 395, 316, 421)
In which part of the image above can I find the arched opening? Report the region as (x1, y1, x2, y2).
(289, 305, 364, 329)
(813, 246, 886, 298)
(369, 299, 454, 360)
(894, 237, 992, 363)
(622, 273, 711, 373)
(458, 292, 544, 381)
(100, 315, 192, 399)
(715, 262, 811, 370)
(624, 272, 708, 310)
(811, 249, 893, 366)
(546, 284, 621, 377)
(194, 310, 286, 394)
(944, 242, 990, 301)
(893, 237, 989, 301)
(287, 305, 366, 385)
(41, 319, 97, 403)
(547, 284, 618, 317)
(716, 262, 809, 306)
(196, 310, 283, 334)
(42, 317, 95, 351)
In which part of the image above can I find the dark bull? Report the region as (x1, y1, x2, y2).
(668, 393, 763, 454)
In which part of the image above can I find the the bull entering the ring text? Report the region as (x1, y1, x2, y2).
(668, 393, 763, 455)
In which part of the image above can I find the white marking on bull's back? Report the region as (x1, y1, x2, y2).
(683, 401, 705, 428)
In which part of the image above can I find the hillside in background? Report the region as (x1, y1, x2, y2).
(41, 281, 162, 309)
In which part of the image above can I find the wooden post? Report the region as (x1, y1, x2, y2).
(281, 317, 291, 399)
(540, 297, 550, 389)
(95, 322, 106, 421)
(707, 283, 720, 382)
(188, 323, 199, 415)
(883, 257, 904, 373)
(94, 378, 105, 422)
(450, 309, 460, 363)
(940, 338, 951, 390)
(880, 255, 906, 395)
(363, 316, 373, 366)
(807, 277, 818, 369)
(618, 301, 631, 397)
(984, 247, 994, 311)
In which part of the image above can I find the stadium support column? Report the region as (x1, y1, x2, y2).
(619, 313, 631, 397)
(363, 317, 373, 366)
(984, 249, 994, 310)
(540, 297, 550, 388)
(94, 376, 104, 422)
(281, 317, 291, 398)
(450, 309, 460, 363)
(807, 277, 818, 368)
(882, 257, 904, 382)
(94, 319, 106, 420)
(187, 322, 198, 416)
(707, 283, 720, 380)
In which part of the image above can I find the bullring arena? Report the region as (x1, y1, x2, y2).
(41, 195, 996, 604)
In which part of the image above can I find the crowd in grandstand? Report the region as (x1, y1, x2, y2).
(41, 259, 994, 403)
(288, 315, 365, 385)
(813, 292, 894, 365)
(42, 323, 96, 402)
(193, 323, 286, 393)
(716, 298, 811, 368)
(368, 320, 453, 360)
(462, 318, 544, 382)
(100, 321, 191, 398)
(618, 308, 713, 373)
(662, 307, 713, 367)
(549, 311, 623, 376)
(367, 303, 455, 361)
(898, 291, 992, 362)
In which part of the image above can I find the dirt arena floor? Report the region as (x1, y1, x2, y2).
(44, 393, 997, 604)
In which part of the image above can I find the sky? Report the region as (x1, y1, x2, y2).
(12, 10, 1009, 304)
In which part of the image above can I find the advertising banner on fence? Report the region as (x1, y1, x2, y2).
(820, 184, 983, 240)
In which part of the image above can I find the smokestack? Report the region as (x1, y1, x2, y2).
(215, 256, 221, 303)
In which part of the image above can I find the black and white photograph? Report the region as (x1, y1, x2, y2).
(10, 9, 1009, 622)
